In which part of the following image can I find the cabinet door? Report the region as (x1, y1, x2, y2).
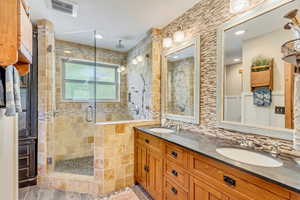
(147, 149, 163, 200)
(135, 141, 148, 189)
(190, 177, 229, 200)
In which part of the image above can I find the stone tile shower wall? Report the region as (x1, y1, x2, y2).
(54, 40, 129, 161)
(127, 34, 152, 120)
(37, 20, 161, 195)
(161, 0, 298, 154)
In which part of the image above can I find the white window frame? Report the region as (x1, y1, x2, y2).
(61, 58, 120, 102)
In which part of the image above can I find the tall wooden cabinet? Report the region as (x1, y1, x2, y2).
(18, 28, 37, 188)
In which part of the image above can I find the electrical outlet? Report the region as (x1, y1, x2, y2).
(275, 106, 285, 114)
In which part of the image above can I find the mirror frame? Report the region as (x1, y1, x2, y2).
(162, 37, 201, 124)
(217, 0, 295, 140)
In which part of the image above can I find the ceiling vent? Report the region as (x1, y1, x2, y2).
(46, 0, 78, 17)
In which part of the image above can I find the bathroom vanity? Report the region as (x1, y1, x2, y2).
(134, 126, 300, 200)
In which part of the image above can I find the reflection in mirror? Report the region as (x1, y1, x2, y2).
(223, 1, 299, 130)
(166, 45, 195, 117)
(163, 38, 200, 124)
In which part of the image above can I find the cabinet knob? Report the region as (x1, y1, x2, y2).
(145, 139, 150, 144)
(144, 165, 149, 172)
(171, 151, 178, 158)
(223, 176, 236, 187)
(171, 187, 177, 195)
(171, 169, 178, 176)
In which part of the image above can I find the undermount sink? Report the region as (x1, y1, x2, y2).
(216, 148, 283, 167)
(149, 128, 174, 134)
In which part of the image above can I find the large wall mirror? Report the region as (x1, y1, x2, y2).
(217, 0, 298, 140)
(162, 38, 200, 124)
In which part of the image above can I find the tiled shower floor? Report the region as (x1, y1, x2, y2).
(54, 156, 94, 176)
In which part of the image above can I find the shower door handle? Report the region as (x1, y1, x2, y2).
(86, 105, 94, 122)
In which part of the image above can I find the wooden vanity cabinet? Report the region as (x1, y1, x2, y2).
(135, 130, 164, 200)
(134, 129, 300, 200)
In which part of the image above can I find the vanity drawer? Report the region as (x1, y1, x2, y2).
(166, 143, 188, 168)
(164, 178, 188, 200)
(165, 160, 189, 190)
(189, 152, 290, 200)
(136, 131, 163, 153)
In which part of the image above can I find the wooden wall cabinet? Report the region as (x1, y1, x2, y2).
(0, 0, 32, 75)
(134, 129, 300, 200)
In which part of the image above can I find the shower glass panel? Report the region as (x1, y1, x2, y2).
(53, 31, 96, 176)
(95, 37, 153, 123)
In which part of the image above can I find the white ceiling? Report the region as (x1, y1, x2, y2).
(224, 0, 299, 66)
(28, 0, 201, 51)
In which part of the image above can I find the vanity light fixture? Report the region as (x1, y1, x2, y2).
(235, 30, 246, 35)
(230, 0, 250, 13)
(173, 25, 185, 43)
(163, 37, 173, 48)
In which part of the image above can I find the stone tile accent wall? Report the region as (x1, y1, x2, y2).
(161, 0, 298, 155)
(127, 34, 152, 120)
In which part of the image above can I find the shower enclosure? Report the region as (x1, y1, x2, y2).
(52, 31, 97, 176)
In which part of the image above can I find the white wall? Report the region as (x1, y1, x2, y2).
(0, 114, 18, 200)
(242, 29, 293, 93)
(225, 62, 243, 96)
(237, 29, 293, 128)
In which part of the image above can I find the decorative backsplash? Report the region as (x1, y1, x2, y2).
(161, 0, 299, 156)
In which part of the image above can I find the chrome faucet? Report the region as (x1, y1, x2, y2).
(269, 141, 280, 157)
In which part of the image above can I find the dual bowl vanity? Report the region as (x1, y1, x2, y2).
(134, 126, 300, 200)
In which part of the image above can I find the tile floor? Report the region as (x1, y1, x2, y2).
(19, 185, 152, 200)
(54, 156, 94, 176)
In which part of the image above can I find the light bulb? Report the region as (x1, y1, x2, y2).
(173, 31, 185, 43)
(137, 55, 144, 62)
(230, 0, 249, 13)
(132, 59, 138, 65)
(120, 66, 126, 71)
(95, 34, 103, 39)
(163, 37, 173, 48)
(235, 30, 246, 35)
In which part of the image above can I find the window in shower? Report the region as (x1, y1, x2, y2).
(62, 59, 120, 102)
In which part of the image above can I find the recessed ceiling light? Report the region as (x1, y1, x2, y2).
(95, 34, 103, 39)
(235, 30, 246, 35)
(234, 58, 241, 62)
(173, 55, 178, 59)
(64, 50, 72, 54)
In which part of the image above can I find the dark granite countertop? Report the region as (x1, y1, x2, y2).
(135, 125, 300, 193)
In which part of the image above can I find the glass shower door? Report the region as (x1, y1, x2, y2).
(52, 31, 96, 176)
